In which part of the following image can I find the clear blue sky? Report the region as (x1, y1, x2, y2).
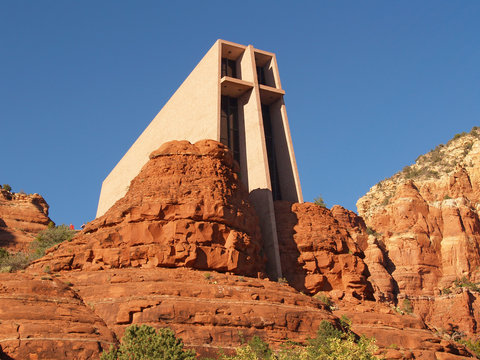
(1, 1, 479, 227)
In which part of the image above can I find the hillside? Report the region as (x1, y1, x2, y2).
(358, 126, 480, 219)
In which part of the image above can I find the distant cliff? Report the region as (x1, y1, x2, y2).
(357, 127, 480, 337)
(0, 188, 52, 251)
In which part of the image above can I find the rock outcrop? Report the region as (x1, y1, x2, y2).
(0, 272, 116, 359)
(334, 300, 473, 359)
(357, 128, 480, 336)
(0, 190, 52, 251)
(59, 267, 336, 358)
(0, 137, 477, 359)
(30, 140, 265, 277)
(274, 201, 374, 300)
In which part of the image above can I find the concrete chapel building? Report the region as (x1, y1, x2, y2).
(97, 40, 303, 279)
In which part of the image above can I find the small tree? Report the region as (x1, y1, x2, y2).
(101, 324, 196, 360)
(1, 184, 11, 192)
(313, 195, 327, 208)
(31, 224, 76, 258)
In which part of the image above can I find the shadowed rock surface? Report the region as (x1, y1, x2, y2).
(275, 201, 374, 300)
(357, 130, 480, 337)
(0, 190, 52, 251)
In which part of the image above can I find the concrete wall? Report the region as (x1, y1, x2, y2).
(97, 41, 221, 217)
(270, 98, 303, 202)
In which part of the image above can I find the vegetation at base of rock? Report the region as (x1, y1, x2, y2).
(313, 196, 327, 208)
(314, 293, 332, 307)
(0, 225, 75, 273)
(218, 320, 379, 360)
(100, 324, 196, 360)
(453, 276, 480, 293)
(392, 299, 414, 316)
(365, 227, 381, 237)
(401, 298, 413, 315)
(368, 126, 480, 205)
(31, 224, 76, 257)
(1, 184, 12, 192)
(459, 338, 480, 358)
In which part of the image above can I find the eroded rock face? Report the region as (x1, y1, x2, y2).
(274, 201, 374, 300)
(30, 140, 265, 277)
(334, 300, 473, 359)
(357, 131, 480, 336)
(0, 190, 52, 251)
(0, 273, 116, 359)
(361, 179, 480, 296)
(59, 267, 335, 358)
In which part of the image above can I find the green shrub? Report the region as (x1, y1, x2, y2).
(339, 315, 352, 331)
(304, 320, 378, 360)
(459, 338, 480, 358)
(314, 293, 332, 307)
(453, 276, 480, 292)
(441, 287, 452, 295)
(101, 324, 195, 360)
(0, 251, 30, 273)
(0, 225, 75, 273)
(217, 320, 380, 360)
(453, 132, 467, 141)
(401, 298, 413, 315)
(1, 184, 11, 192)
(313, 196, 327, 208)
(31, 225, 76, 258)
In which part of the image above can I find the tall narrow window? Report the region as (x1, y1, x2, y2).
(221, 58, 237, 78)
(256, 66, 266, 85)
(220, 96, 240, 164)
(262, 104, 281, 200)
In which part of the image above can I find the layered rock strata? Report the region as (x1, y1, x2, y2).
(334, 300, 473, 359)
(274, 201, 374, 300)
(1, 136, 476, 359)
(31, 140, 265, 277)
(0, 190, 52, 251)
(357, 129, 480, 336)
(59, 267, 335, 358)
(0, 273, 116, 359)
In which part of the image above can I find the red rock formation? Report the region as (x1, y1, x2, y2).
(0, 273, 116, 359)
(30, 140, 265, 277)
(274, 201, 373, 300)
(0, 189, 52, 251)
(59, 267, 335, 358)
(334, 300, 473, 359)
(357, 132, 480, 337)
(0, 136, 475, 359)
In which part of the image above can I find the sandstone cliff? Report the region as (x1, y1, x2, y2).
(0, 189, 52, 251)
(357, 127, 480, 336)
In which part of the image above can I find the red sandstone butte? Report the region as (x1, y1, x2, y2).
(0, 189, 52, 251)
(30, 140, 265, 277)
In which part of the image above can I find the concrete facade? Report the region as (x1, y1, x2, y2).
(97, 40, 303, 279)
